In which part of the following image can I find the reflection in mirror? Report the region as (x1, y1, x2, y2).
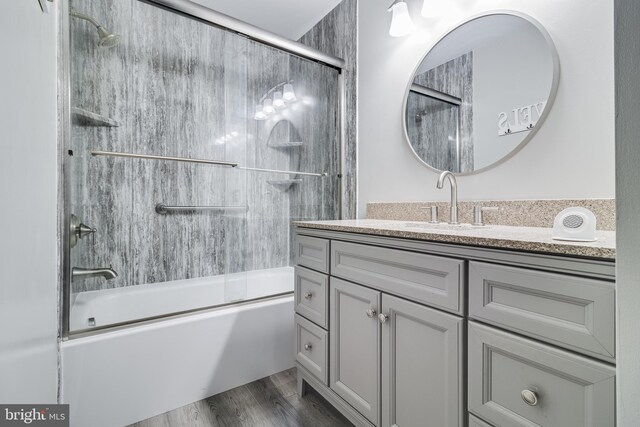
(404, 13, 559, 174)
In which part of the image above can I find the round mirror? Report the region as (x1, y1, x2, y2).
(403, 12, 559, 175)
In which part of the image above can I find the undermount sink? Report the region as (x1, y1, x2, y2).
(397, 222, 488, 231)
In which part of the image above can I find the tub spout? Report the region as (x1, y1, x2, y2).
(72, 267, 118, 281)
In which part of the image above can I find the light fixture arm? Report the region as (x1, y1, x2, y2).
(258, 80, 294, 104)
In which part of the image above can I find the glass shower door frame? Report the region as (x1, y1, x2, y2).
(59, 0, 347, 339)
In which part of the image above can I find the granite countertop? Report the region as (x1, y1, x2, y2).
(293, 219, 616, 260)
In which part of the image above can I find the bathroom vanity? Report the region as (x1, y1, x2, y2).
(293, 220, 616, 427)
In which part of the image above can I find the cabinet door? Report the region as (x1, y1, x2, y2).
(381, 294, 464, 427)
(330, 277, 381, 426)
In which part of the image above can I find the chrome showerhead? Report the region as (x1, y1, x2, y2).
(96, 26, 121, 48)
(70, 9, 120, 49)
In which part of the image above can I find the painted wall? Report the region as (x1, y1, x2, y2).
(614, 0, 640, 425)
(357, 0, 614, 217)
(0, 1, 59, 402)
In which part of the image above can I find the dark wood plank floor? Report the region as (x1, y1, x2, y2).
(128, 368, 353, 427)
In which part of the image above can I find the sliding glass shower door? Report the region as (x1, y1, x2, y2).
(64, 0, 341, 334)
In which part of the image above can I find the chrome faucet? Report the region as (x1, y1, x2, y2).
(436, 171, 458, 224)
(72, 267, 118, 281)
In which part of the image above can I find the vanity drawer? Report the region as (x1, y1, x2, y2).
(468, 322, 615, 427)
(469, 414, 494, 427)
(294, 266, 328, 329)
(331, 240, 465, 314)
(295, 314, 328, 385)
(295, 235, 330, 274)
(469, 261, 615, 362)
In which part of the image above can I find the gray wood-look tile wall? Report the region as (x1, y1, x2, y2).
(68, 0, 354, 294)
(407, 52, 474, 173)
(298, 0, 358, 219)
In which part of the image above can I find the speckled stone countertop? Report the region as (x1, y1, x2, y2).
(294, 219, 616, 260)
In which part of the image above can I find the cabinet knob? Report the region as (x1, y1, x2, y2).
(366, 308, 377, 318)
(304, 343, 312, 351)
(303, 291, 313, 300)
(378, 313, 389, 324)
(521, 389, 539, 406)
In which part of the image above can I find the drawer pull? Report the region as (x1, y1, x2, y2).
(304, 343, 313, 351)
(379, 313, 389, 324)
(366, 308, 377, 318)
(521, 389, 539, 406)
(303, 291, 313, 300)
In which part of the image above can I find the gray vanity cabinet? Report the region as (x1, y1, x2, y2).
(330, 277, 382, 425)
(294, 228, 616, 427)
(329, 277, 464, 427)
(381, 294, 464, 427)
(468, 322, 616, 427)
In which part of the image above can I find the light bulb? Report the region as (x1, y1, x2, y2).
(283, 83, 297, 102)
(421, 0, 446, 17)
(263, 98, 275, 115)
(388, 1, 414, 38)
(254, 105, 267, 121)
(273, 91, 286, 109)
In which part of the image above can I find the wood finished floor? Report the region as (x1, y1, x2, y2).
(128, 368, 353, 427)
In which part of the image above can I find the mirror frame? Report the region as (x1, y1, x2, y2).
(401, 11, 561, 176)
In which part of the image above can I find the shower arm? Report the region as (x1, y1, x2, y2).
(69, 9, 102, 29)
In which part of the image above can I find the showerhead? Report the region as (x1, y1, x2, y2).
(70, 9, 120, 49)
(96, 26, 121, 48)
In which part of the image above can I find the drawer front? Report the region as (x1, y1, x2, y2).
(295, 314, 328, 385)
(468, 322, 616, 427)
(294, 266, 328, 329)
(295, 235, 330, 274)
(331, 240, 464, 314)
(469, 414, 494, 427)
(469, 261, 615, 362)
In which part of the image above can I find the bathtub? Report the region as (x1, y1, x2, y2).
(61, 267, 295, 427)
(70, 266, 294, 331)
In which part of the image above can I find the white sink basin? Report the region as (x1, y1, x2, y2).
(398, 222, 488, 231)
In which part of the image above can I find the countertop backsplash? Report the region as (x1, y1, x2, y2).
(367, 199, 616, 231)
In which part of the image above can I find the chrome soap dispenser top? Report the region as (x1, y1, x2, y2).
(436, 171, 458, 224)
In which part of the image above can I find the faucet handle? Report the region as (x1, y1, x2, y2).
(473, 206, 498, 226)
(420, 206, 439, 224)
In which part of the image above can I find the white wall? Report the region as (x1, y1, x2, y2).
(614, 0, 640, 425)
(357, 0, 614, 217)
(0, 1, 59, 402)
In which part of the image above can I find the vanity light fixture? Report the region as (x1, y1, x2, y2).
(263, 98, 275, 115)
(283, 83, 297, 102)
(273, 91, 286, 109)
(388, 0, 415, 38)
(254, 105, 267, 121)
(254, 81, 296, 120)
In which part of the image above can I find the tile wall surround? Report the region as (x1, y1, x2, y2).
(407, 52, 473, 173)
(297, 0, 358, 219)
(68, 0, 356, 294)
(367, 199, 616, 231)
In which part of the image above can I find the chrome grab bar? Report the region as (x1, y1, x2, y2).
(238, 166, 327, 177)
(91, 150, 238, 168)
(156, 203, 248, 214)
(90, 151, 326, 177)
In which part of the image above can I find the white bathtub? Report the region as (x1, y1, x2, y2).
(70, 266, 294, 331)
(62, 267, 295, 427)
